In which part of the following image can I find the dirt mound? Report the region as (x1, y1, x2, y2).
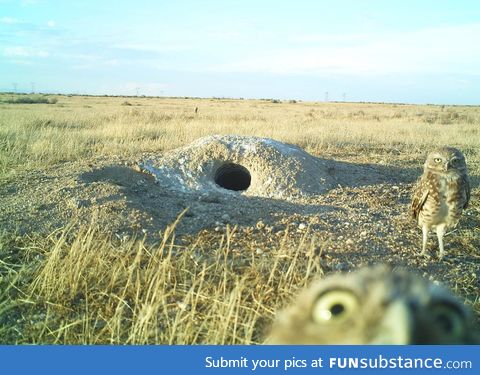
(1, 136, 417, 238)
(139, 135, 336, 200)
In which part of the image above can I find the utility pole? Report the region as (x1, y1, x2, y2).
(31, 82, 36, 94)
(12, 82, 18, 93)
(135, 87, 140, 96)
(324, 91, 329, 102)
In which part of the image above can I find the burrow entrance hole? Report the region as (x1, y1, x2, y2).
(214, 163, 251, 191)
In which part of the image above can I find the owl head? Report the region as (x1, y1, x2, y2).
(424, 147, 467, 174)
(267, 265, 479, 344)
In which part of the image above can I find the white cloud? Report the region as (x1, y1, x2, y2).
(111, 42, 192, 53)
(288, 33, 372, 44)
(0, 17, 22, 24)
(20, 0, 38, 7)
(69, 54, 124, 70)
(214, 23, 480, 76)
(105, 82, 169, 96)
(6, 59, 33, 65)
(105, 59, 119, 66)
(3, 46, 49, 57)
(206, 31, 242, 41)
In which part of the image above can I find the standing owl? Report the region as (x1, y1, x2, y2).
(410, 147, 470, 260)
(267, 265, 479, 344)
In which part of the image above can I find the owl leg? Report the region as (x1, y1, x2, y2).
(436, 224, 446, 260)
(420, 225, 429, 257)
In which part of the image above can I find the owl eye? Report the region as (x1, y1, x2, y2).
(312, 289, 359, 323)
(434, 158, 442, 163)
(430, 303, 465, 337)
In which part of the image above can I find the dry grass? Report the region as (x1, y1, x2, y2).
(0, 94, 479, 344)
(1, 214, 322, 344)
(1, 94, 479, 179)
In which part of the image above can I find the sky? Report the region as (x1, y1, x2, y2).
(1, 0, 480, 104)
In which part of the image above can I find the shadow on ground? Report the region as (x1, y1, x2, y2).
(76, 156, 421, 237)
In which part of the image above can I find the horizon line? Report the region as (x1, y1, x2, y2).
(1, 91, 478, 107)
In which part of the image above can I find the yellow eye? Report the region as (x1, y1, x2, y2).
(434, 158, 442, 163)
(312, 290, 359, 323)
(430, 303, 465, 337)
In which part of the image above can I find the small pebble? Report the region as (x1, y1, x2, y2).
(256, 220, 265, 229)
(221, 214, 230, 222)
(298, 223, 307, 230)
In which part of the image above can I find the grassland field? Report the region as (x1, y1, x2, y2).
(0, 93, 479, 344)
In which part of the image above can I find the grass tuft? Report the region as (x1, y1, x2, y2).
(1, 215, 323, 344)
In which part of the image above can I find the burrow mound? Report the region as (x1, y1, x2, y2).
(139, 135, 337, 199)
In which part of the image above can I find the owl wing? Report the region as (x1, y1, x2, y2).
(410, 177, 429, 220)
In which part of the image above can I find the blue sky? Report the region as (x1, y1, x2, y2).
(1, 0, 479, 104)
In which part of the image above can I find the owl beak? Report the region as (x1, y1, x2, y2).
(370, 300, 412, 344)
(444, 162, 450, 171)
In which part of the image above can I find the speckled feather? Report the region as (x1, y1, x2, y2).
(411, 170, 470, 228)
(409, 146, 470, 259)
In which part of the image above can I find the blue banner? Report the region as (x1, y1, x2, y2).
(1, 345, 478, 374)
